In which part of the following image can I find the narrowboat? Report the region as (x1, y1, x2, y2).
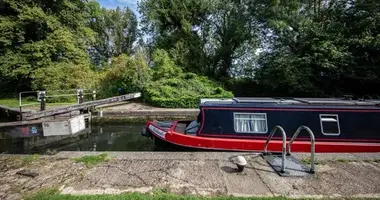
(141, 97, 380, 152)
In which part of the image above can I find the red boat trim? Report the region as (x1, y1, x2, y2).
(202, 107, 380, 112)
(198, 133, 380, 143)
(147, 122, 380, 152)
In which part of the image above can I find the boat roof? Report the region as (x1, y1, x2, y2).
(199, 97, 380, 108)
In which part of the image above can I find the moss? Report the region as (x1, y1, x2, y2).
(22, 154, 41, 165)
(73, 153, 109, 167)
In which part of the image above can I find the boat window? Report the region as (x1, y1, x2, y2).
(234, 113, 268, 133)
(185, 120, 199, 135)
(320, 114, 340, 135)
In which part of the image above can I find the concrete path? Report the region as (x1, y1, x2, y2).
(96, 102, 199, 119)
(1, 152, 380, 199)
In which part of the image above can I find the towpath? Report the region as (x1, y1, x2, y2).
(1, 152, 380, 199)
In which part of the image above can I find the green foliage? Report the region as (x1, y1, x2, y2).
(31, 62, 99, 91)
(2, 0, 380, 103)
(144, 49, 233, 108)
(87, 4, 139, 66)
(139, 0, 259, 80)
(73, 153, 109, 167)
(98, 51, 151, 98)
(151, 49, 182, 80)
(0, 0, 138, 94)
(139, 0, 380, 98)
(253, 0, 380, 97)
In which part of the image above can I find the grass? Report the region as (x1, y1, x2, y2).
(24, 188, 286, 200)
(300, 157, 324, 165)
(73, 153, 109, 167)
(0, 98, 75, 108)
(22, 154, 41, 165)
(24, 188, 380, 200)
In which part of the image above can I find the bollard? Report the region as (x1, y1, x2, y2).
(91, 90, 96, 112)
(77, 89, 84, 114)
(77, 89, 84, 104)
(92, 90, 96, 101)
(39, 91, 46, 111)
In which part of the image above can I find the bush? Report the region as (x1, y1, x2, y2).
(98, 52, 151, 98)
(31, 62, 99, 91)
(144, 49, 234, 108)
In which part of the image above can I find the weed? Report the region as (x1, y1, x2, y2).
(73, 153, 109, 167)
(22, 154, 41, 165)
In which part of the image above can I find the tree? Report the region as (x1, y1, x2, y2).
(139, 0, 260, 80)
(254, 0, 380, 97)
(0, 0, 95, 92)
(87, 3, 139, 67)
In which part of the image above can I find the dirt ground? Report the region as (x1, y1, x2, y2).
(1, 152, 380, 200)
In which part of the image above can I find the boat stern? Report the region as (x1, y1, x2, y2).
(141, 120, 174, 138)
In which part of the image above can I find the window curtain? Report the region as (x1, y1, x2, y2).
(235, 113, 266, 133)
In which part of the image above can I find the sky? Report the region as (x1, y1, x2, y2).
(97, 0, 140, 18)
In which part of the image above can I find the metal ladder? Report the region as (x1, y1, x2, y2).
(287, 125, 315, 173)
(261, 125, 316, 176)
(263, 125, 287, 172)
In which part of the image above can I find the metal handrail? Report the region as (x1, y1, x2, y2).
(46, 93, 93, 98)
(263, 125, 287, 172)
(19, 91, 39, 107)
(286, 125, 315, 173)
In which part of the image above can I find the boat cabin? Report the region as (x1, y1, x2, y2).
(186, 97, 380, 142)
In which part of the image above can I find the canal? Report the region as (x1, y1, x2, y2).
(0, 123, 158, 154)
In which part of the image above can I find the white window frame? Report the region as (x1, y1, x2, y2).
(319, 114, 340, 136)
(233, 112, 268, 134)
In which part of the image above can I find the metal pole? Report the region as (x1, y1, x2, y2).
(19, 92, 22, 121)
(77, 89, 84, 104)
(78, 89, 84, 114)
(40, 91, 46, 111)
(263, 125, 287, 173)
(92, 90, 96, 101)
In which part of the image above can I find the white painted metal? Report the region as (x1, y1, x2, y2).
(69, 115, 86, 134)
(200, 98, 233, 104)
(42, 115, 85, 136)
(42, 121, 70, 136)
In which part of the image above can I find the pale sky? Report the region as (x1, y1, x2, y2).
(97, 0, 140, 19)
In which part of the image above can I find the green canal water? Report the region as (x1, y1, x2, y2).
(0, 123, 158, 154)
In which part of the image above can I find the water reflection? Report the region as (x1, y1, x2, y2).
(1, 123, 156, 154)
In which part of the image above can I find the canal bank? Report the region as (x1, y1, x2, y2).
(1, 152, 380, 200)
(0, 101, 198, 154)
(91, 102, 199, 124)
(0, 102, 199, 124)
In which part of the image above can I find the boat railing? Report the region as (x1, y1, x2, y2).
(287, 125, 315, 173)
(263, 125, 287, 173)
